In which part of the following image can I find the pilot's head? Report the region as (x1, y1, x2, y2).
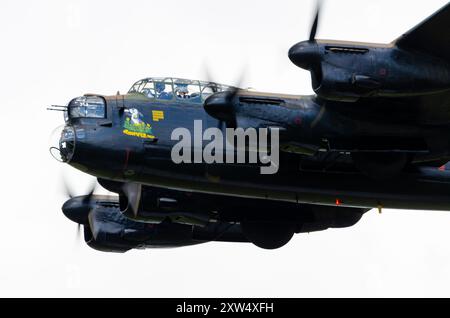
(177, 85, 189, 98)
(155, 82, 166, 93)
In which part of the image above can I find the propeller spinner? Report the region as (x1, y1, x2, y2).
(288, 1, 322, 70)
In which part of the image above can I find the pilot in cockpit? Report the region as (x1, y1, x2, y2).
(155, 82, 172, 100)
(175, 85, 190, 99)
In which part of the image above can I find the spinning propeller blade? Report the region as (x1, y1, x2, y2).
(309, 1, 322, 41)
(60, 178, 97, 242)
(121, 183, 142, 217)
(202, 65, 245, 130)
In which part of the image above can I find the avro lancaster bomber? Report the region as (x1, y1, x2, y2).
(49, 3, 450, 251)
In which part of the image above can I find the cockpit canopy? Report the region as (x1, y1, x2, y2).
(128, 77, 236, 103)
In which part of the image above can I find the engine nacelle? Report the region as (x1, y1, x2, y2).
(83, 223, 136, 253)
(83, 206, 247, 253)
(289, 40, 450, 102)
(312, 63, 381, 102)
(300, 206, 368, 233)
(62, 193, 369, 252)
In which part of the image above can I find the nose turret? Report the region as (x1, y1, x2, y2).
(49, 125, 76, 163)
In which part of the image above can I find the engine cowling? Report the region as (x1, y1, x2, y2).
(62, 193, 369, 252)
(83, 205, 248, 253)
(300, 206, 367, 233)
(289, 40, 450, 102)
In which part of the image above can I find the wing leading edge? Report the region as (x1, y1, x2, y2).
(395, 3, 450, 61)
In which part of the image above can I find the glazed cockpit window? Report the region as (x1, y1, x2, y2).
(174, 80, 201, 102)
(140, 81, 156, 99)
(129, 80, 144, 93)
(69, 96, 106, 119)
(200, 83, 233, 101)
(128, 78, 238, 104)
(154, 79, 174, 100)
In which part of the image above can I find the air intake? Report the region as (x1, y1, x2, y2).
(325, 46, 369, 54)
(239, 97, 285, 106)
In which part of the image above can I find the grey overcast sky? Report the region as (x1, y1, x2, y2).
(0, 0, 449, 297)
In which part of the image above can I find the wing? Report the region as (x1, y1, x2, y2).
(394, 2, 450, 61)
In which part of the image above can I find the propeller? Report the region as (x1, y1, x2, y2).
(309, 0, 322, 41)
(76, 224, 81, 243)
(61, 178, 96, 203)
(121, 182, 142, 217)
(60, 178, 97, 242)
(202, 64, 245, 130)
(87, 210, 100, 240)
(288, 0, 323, 70)
(203, 65, 226, 130)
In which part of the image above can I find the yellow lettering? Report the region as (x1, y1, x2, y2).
(123, 129, 155, 139)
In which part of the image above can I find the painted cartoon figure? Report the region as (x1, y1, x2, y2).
(123, 108, 154, 139)
(124, 108, 144, 125)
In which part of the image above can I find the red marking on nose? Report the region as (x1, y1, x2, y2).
(294, 117, 302, 126)
(439, 165, 446, 171)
